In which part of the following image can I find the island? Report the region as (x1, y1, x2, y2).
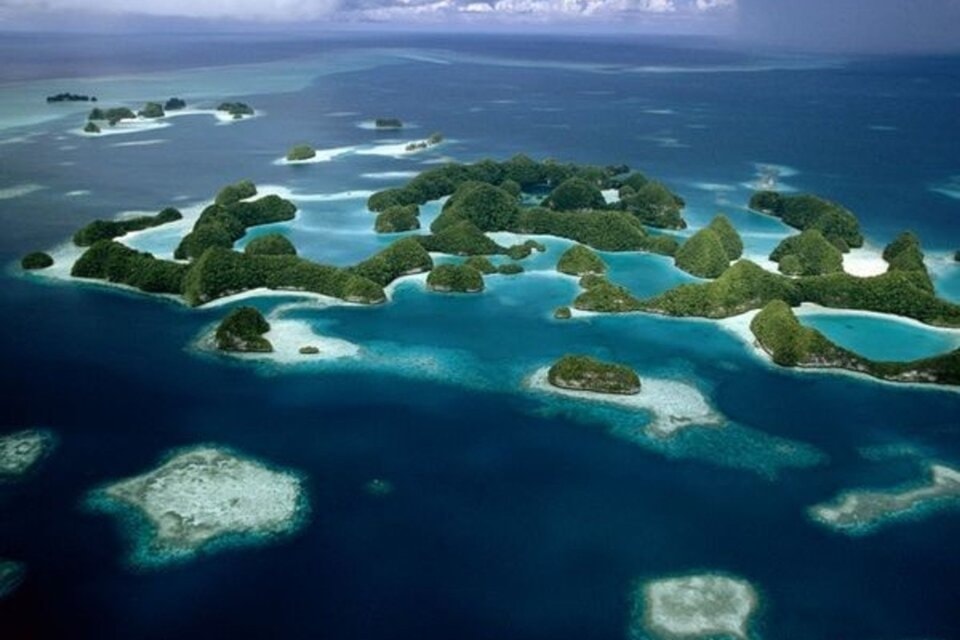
(215, 306, 273, 352)
(0, 560, 25, 599)
(84, 122, 100, 134)
(750, 300, 960, 385)
(374, 204, 421, 233)
(616, 172, 687, 229)
(20, 251, 54, 270)
(299, 346, 320, 355)
(367, 156, 683, 255)
(769, 229, 843, 276)
(244, 233, 297, 256)
(47, 92, 96, 103)
(463, 256, 496, 273)
(426, 263, 484, 293)
(574, 276, 642, 313)
(633, 574, 760, 640)
(673, 214, 743, 279)
(497, 262, 524, 275)
(404, 132, 443, 151)
(87, 445, 307, 566)
(374, 118, 403, 129)
(217, 102, 254, 119)
(0, 429, 54, 478)
(285, 144, 317, 162)
(554, 306, 573, 320)
(164, 97, 186, 111)
(73, 207, 183, 246)
(749, 191, 863, 250)
(557, 244, 606, 276)
(68, 182, 403, 306)
(88, 107, 136, 126)
(547, 354, 641, 395)
(809, 463, 960, 535)
(138, 102, 165, 119)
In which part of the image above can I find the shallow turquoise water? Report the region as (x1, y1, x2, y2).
(799, 312, 960, 362)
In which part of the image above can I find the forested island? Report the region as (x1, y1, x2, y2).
(215, 307, 273, 352)
(375, 118, 403, 129)
(47, 93, 96, 103)
(547, 354, 641, 395)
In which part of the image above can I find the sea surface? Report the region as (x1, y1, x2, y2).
(1, 32, 959, 639)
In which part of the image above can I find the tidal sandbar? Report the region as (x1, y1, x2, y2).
(89, 445, 307, 566)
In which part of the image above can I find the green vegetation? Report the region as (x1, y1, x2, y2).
(176, 194, 296, 260)
(138, 102, 164, 119)
(88, 107, 136, 126)
(883, 231, 932, 290)
(574, 277, 642, 313)
(426, 264, 484, 293)
(557, 244, 606, 276)
(769, 229, 844, 276)
(286, 144, 316, 161)
(436, 182, 520, 232)
(73, 208, 183, 247)
(707, 214, 743, 260)
(71, 240, 188, 294)
(352, 237, 433, 287)
(164, 98, 186, 111)
(796, 270, 960, 326)
(244, 234, 297, 256)
(375, 118, 403, 129)
(554, 306, 572, 320)
(497, 263, 524, 275)
(463, 256, 496, 274)
(83, 122, 100, 134)
(217, 102, 254, 119)
(215, 307, 272, 353)
(181, 248, 384, 306)
(21, 252, 54, 270)
(215, 180, 257, 205)
(418, 220, 506, 256)
(674, 227, 730, 278)
(47, 93, 95, 103)
(751, 300, 960, 385)
(547, 354, 641, 395)
(543, 178, 606, 211)
(618, 180, 687, 229)
(374, 204, 421, 233)
(642, 260, 801, 318)
(749, 191, 863, 249)
(515, 208, 678, 255)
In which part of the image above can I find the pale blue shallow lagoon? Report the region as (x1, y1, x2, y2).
(1, 33, 959, 639)
(799, 312, 960, 362)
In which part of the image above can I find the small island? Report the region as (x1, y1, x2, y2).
(0, 559, 25, 599)
(21, 251, 54, 270)
(547, 354, 640, 395)
(88, 106, 136, 126)
(138, 102, 165, 119)
(404, 132, 444, 152)
(633, 574, 759, 640)
(84, 122, 100, 134)
(74, 207, 182, 247)
(554, 306, 572, 320)
(0, 429, 54, 478)
(88, 445, 307, 566)
(809, 463, 960, 535)
(769, 229, 843, 276)
(426, 263, 484, 293)
(374, 204, 421, 233)
(215, 307, 273, 353)
(47, 92, 96, 103)
(217, 102, 254, 119)
(674, 214, 742, 279)
(285, 144, 317, 162)
(749, 191, 863, 250)
(374, 118, 403, 129)
(557, 244, 606, 276)
(244, 233, 297, 256)
(164, 97, 186, 111)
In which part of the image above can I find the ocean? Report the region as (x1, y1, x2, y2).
(1, 32, 959, 639)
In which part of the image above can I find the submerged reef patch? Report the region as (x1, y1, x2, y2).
(809, 463, 960, 535)
(87, 445, 308, 567)
(631, 573, 760, 640)
(0, 429, 55, 479)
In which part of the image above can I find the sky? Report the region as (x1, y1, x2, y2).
(1, 0, 959, 52)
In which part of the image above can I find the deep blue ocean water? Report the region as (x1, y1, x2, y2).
(1, 33, 959, 639)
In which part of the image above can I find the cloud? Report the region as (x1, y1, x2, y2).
(0, 0, 735, 25)
(0, 0, 342, 21)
